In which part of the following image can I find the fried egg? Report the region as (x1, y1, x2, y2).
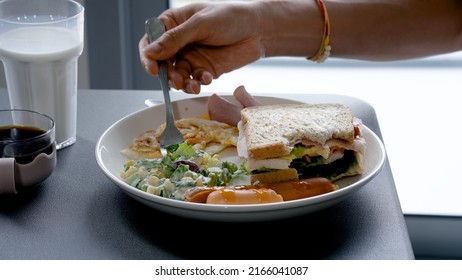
(121, 116, 238, 159)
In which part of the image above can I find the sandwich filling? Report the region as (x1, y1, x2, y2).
(237, 104, 366, 182)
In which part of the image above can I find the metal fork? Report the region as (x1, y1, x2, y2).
(145, 17, 184, 157)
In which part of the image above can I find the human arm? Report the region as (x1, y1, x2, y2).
(139, 0, 462, 93)
(139, 0, 323, 93)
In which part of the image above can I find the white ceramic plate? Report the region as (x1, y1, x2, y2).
(95, 96, 386, 222)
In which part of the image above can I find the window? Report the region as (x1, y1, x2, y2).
(170, 0, 462, 217)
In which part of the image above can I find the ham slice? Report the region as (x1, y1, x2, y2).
(208, 86, 261, 126)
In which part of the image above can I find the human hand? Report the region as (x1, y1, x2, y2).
(139, 2, 265, 94)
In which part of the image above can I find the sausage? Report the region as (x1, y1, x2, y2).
(206, 188, 283, 205)
(185, 186, 220, 203)
(185, 185, 283, 204)
(259, 177, 339, 201)
(184, 177, 338, 204)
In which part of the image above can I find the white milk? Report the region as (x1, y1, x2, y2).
(0, 27, 83, 149)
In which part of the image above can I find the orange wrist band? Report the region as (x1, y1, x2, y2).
(309, 0, 331, 63)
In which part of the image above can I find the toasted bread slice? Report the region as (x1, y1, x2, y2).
(240, 104, 355, 160)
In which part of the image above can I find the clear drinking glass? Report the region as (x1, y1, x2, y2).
(0, 109, 56, 194)
(0, 0, 84, 150)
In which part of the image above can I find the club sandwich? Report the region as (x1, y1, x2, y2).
(237, 103, 366, 184)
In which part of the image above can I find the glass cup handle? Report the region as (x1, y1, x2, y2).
(0, 158, 17, 194)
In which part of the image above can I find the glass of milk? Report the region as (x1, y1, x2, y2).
(0, 0, 84, 150)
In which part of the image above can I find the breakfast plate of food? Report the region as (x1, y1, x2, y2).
(95, 93, 386, 222)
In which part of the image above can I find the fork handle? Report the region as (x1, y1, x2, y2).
(158, 62, 175, 126)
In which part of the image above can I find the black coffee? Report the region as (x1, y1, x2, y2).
(0, 125, 53, 164)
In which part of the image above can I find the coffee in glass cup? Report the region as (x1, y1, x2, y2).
(0, 109, 56, 194)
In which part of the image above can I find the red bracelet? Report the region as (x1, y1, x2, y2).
(309, 0, 331, 63)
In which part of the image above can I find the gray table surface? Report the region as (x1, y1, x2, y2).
(0, 88, 414, 259)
